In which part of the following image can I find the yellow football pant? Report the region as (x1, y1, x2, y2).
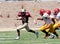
(53, 22, 60, 29)
(39, 23, 54, 33)
(45, 22, 60, 33)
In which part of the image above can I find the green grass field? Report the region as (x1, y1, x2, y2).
(0, 30, 60, 44)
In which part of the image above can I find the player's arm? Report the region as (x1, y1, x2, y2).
(43, 21, 46, 25)
(27, 12, 34, 20)
(30, 15, 37, 24)
(49, 16, 53, 24)
(37, 18, 43, 20)
(17, 17, 22, 20)
(30, 15, 34, 20)
(17, 12, 22, 20)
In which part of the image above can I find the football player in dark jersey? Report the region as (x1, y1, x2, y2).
(16, 8, 39, 39)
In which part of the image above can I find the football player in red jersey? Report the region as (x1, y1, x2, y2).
(16, 7, 39, 40)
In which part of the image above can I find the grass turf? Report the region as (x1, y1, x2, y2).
(0, 30, 60, 44)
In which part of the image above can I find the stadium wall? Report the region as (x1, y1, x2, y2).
(0, 1, 60, 29)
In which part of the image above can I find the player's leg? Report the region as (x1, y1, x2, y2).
(43, 23, 55, 39)
(25, 25, 39, 38)
(53, 31, 60, 39)
(16, 23, 28, 39)
(49, 23, 60, 39)
(49, 23, 60, 38)
(48, 23, 55, 39)
(42, 30, 50, 39)
(39, 24, 50, 38)
(16, 29, 20, 39)
(53, 22, 60, 30)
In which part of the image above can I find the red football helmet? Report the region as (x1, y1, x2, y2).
(53, 8, 60, 15)
(39, 9, 46, 16)
(46, 10, 51, 15)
